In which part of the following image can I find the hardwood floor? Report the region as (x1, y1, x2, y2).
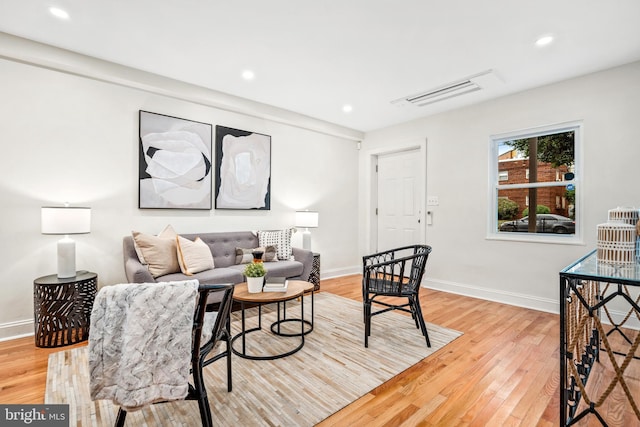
(0, 275, 638, 426)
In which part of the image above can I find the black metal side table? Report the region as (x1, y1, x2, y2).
(33, 271, 98, 348)
(309, 252, 320, 290)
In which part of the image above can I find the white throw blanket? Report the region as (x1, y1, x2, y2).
(88, 280, 199, 411)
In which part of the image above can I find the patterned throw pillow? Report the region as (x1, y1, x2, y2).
(235, 246, 278, 264)
(258, 229, 294, 261)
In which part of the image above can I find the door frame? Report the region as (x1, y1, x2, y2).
(366, 138, 427, 254)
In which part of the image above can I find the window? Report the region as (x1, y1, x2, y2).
(490, 121, 582, 243)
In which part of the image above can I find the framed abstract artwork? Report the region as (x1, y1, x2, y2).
(138, 110, 213, 209)
(215, 126, 271, 210)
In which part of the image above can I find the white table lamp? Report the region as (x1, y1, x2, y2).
(41, 206, 91, 278)
(295, 210, 319, 251)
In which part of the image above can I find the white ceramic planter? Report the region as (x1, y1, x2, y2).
(246, 276, 264, 293)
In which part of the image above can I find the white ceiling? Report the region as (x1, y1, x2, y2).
(1, 0, 639, 132)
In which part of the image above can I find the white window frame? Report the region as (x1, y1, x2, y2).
(487, 121, 583, 244)
(498, 171, 509, 181)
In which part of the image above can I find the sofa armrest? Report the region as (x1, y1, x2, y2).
(124, 257, 156, 283)
(291, 247, 313, 282)
(123, 236, 156, 283)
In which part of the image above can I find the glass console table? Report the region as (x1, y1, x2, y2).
(560, 250, 640, 426)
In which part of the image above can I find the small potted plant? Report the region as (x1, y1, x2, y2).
(244, 262, 267, 293)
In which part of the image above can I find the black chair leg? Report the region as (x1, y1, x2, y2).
(197, 394, 213, 427)
(409, 298, 420, 329)
(115, 408, 127, 427)
(364, 300, 371, 348)
(193, 363, 213, 427)
(225, 333, 233, 392)
(412, 297, 431, 347)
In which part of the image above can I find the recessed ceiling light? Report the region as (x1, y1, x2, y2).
(342, 104, 353, 113)
(242, 70, 255, 81)
(535, 35, 554, 47)
(49, 7, 70, 20)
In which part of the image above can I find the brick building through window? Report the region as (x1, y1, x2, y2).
(498, 150, 570, 218)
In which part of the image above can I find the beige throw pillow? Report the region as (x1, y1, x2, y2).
(132, 224, 177, 265)
(131, 225, 180, 278)
(176, 236, 215, 275)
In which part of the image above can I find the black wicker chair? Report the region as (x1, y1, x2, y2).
(362, 245, 432, 348)
(115, 283, 235, 427)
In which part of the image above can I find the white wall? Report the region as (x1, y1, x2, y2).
(3, 35, 638, 342)
(0, 38, 361, 340)
(360, 60, 640, 315)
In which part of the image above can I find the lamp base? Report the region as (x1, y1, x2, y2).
(302, 229, 312, 251)
(57, 236, 76, 278)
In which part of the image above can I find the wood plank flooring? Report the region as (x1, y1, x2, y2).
(0, 274, 638, 426)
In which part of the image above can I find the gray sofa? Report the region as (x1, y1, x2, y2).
(123, 230, 314, 287)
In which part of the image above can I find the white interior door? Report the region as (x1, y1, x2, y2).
(376, 149, 424, 252)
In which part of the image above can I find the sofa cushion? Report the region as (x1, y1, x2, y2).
(157, 267, 243, 285)
(132, 226, 180, 278)
(180, 231, 259, 268)
(176, 236, 215, 275)
(258, 229, 294, 261)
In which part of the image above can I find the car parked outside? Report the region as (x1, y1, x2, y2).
(499, 214, 575, 234)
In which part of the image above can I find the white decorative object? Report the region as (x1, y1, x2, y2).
(607, 206, 640, 225)
(607, 207, 640, 262)
(295, 210, 319, 251)
(41, 206, 91, 278)
(246, 276, 264, 293)
(597, 221, 636, 265)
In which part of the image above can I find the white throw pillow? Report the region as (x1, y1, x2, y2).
(176, 236, 215, 275)
(258, 229, 294, 261)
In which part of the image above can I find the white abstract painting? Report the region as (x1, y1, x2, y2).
(215, 126, 271, 210)
(139, 111, 212, 209)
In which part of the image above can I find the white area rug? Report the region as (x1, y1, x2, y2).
(46, 292, 462, 426)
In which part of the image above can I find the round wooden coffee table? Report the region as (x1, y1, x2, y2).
(231, 280, 314, 360)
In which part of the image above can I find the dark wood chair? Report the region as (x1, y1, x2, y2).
(362, 245, 432, 348)
(115, 283, 235, 427)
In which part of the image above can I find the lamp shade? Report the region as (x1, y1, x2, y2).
(295, 211, 319, 228)
(41, 207, 91, 235)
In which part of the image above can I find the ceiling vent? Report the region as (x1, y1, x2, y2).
(391, 70, 501, 107)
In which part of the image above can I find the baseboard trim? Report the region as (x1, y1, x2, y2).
(322, 266, 360, 280)
(423, 278, 559, 314)
(423, 278, 640, 330)
(0, 319, 34, 342)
